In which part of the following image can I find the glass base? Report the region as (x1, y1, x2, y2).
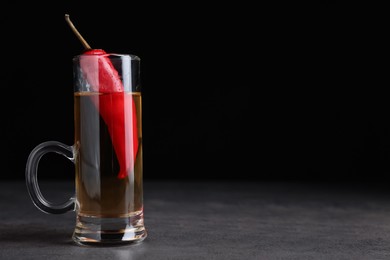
(72, 211, 147, 246)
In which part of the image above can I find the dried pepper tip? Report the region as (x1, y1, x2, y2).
(65, 14, 92, 50)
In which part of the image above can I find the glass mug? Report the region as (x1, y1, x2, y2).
(25, 53, 147, 246)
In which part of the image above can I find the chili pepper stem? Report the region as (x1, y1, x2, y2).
(65, 14, 92, 50)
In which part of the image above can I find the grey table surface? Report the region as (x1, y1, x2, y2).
(1, 180, 390, 260)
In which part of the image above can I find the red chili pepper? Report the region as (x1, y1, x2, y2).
(80, 49, 139, 179)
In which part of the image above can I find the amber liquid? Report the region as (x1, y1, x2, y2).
(74, 92, 143, 218)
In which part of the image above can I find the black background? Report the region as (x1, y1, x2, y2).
(0, 2, 388, 183)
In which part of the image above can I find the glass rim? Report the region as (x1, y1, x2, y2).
(73, 52, 140, 61)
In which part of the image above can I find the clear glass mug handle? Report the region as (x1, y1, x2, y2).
(25, 141, 75, 214)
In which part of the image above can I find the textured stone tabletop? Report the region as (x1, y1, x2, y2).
(1, 180, 390, 259)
